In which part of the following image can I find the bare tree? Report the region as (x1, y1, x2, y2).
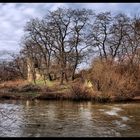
(24, 18, 53, 82)
(68, 9, 93, 80)
(87, 12, 112, 61)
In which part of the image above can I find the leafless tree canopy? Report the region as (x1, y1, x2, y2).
(1, 8, 140, 85)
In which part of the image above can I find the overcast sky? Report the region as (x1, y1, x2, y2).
(0, 3, 140, 53)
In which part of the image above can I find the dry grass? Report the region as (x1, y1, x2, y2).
(0, 79, 28, 89)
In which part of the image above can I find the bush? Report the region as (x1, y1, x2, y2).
(88, 59, 138, 101)
(18, 84, 41, 92)
(41, 86, 53, 92)
(70, 83, 92, 101)
(91, 91, 111, 102)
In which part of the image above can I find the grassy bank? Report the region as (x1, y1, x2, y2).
(0, 79, 138, 103)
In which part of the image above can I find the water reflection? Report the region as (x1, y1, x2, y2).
(0, 100, 140, 137)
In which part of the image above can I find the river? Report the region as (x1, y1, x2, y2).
(0, 100, 140, 137)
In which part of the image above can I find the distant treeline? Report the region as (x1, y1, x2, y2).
(0, 8, 140, 88)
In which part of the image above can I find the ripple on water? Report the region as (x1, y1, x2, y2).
(113, 120, 130, 130)
(121, 116, 129, 121)
(98, 109, 105, 112)
(105, 110, 118, 116)
(0, 101, 140, 137)
(105, 107, 123, 116)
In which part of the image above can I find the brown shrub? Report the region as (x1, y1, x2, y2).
(69, 83, 92, 101)
(88, 59, 138, 101)
(41, 86, 53, 92)
(18, 84, 41, 92)
(36, 91, 70, 100)
(91, 91, 111, 102)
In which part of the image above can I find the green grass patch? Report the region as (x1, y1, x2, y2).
(31, 79, 71, 94)
(45, 80, 57, 87)
(32, 79, 59, 87)
(34, 79, 46, 85)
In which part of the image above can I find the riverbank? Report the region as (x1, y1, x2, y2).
(0, 80, 139, 103)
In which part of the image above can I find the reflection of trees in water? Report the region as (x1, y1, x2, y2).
(19, 100, 56, 136)
(18, 101, 140, 137)
(0, 101, 140, 137)
(0, 101, 118, 136)
(19, 100, 86, 136)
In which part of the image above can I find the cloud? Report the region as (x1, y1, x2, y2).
(65, 3, 140, 15)
(0, 3, 140, 54)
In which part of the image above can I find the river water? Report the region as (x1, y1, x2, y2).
(0, 100, 140, 137)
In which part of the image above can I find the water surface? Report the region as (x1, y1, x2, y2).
(0, 100, 140, 137)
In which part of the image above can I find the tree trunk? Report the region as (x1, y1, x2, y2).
(71, 59, 78, 81)
(65, 72, 68, 82)
(60, 71, 64, 85)
(48, 73, 52, 81)
(71, 69, 75, 81)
